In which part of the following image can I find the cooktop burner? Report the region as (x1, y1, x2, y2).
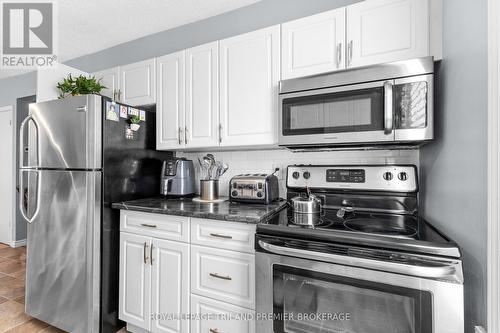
(343, 215, 418, 239)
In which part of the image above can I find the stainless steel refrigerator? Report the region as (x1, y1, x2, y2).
(18, 95, 171, 332)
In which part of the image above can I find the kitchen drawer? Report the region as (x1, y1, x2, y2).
(191, 245, 255, 309)
(190, 294, 255, 333)
(120, 211, 189, 243)
(190, 218, 256, 253)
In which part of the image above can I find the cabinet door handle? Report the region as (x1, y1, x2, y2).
(150, 243, 154, 266)
(209, 329, 219, 333)
(178, 127, 183, 145)
(185, 126, 188, 145)
(209, 233, 232, 239)
(140, 223, 157, 228)
(143, 242, 149, 264)
(218, 123, 223, 143)
(117, 89, 122, 101)
(337, 43, 342, 67)
(348, 40, 353, 67)
(209, 272, 232, 281)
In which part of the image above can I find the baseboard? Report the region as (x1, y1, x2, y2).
(10, 239, 26, 248)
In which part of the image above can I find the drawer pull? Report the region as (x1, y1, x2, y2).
(209, 233, 232, 239)
(209, 329, 219, 333)
(209, 272, 232, 281)
(140, 223, 157, 228)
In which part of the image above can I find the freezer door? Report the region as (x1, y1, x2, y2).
(22, 95, 102, 169)
(24, 170, 101, 333)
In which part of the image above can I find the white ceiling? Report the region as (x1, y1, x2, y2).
(0, 0, 261, 79)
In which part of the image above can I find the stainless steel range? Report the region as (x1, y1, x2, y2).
(255, 165, 464, 333)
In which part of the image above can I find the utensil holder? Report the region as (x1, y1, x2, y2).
(200, 180, 219, 201)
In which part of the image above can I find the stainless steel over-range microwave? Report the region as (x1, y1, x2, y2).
(278, 57, 434, 148)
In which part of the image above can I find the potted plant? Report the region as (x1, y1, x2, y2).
(128, 115, 141, 131)
(57, 74, 106, 99)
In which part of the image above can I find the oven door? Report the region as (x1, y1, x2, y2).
(278, 80, 395, 147)
(256, 238, 464, 333)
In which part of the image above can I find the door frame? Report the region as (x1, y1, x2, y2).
(488, 0, 500, 331)
(0, 106, 15, 247)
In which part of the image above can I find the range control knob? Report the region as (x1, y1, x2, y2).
(257, 192, 263, 198)
(231, 190, 238, 197)
(383, 172, 393, 181)
(292, 171, 300, 179)
(303, 171, 311, 179)
(398, 172, 408, 181)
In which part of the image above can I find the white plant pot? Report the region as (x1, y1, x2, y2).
(130, 124, 140, 131)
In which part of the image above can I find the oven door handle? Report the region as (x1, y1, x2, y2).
(258, 240, 463, 283)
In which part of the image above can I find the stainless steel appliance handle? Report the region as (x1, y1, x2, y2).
(19, 170, 41, 224)
(209, 272, 232, 281)
(336, 43, 342, 67)
(384, 81, 394, 134)
(209, 233, 232, 239)
(258, 240, 462, 282)
(19, 114, 39, 168)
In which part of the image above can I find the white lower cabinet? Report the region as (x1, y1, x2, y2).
(191, 245, 255, 310)
(151, 239, 190, 333)
(190, 294, 255, 333)
(119, 211, 256, 333)
(119, 232, 152, 331)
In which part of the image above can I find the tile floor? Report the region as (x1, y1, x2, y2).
(0, 243, 65, 333)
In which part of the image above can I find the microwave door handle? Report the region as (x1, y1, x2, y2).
(384, 81, 394, 135)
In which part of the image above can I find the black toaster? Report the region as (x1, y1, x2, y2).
(229, 173, 280, 204)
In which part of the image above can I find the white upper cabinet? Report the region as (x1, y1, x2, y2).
(120, 58, 156, 106)
(156, 51, 186, 150)
(281, 8, 346, 79)
(185, 42, 220, 148)
(219, 25, 280, 147)
(346, 0, 429, 67)
(93, 67, 120, 100)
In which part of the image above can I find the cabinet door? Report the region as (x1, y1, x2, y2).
(185, 42, 220, 148)
(156, 52, 186, 150)
(282, 8, 346, 79)
(93, 67, 120, 100)
(347, 0, 429, 67)
(120, 58, 156, 106)
(219, 25, 280, 147)
(119, 232, 151, 331)
(151, 239, 190, 333)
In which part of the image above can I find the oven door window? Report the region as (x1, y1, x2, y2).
(273, 265, 432, 333)
(281, 86, 384, 136)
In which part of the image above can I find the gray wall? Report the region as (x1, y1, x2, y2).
(420, 0, 487, 332)
(0, 0, 359, 237)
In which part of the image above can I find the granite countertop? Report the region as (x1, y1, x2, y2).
(112, 197, 288, 224)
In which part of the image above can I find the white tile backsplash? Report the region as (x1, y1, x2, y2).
(178, 148, 419, 197)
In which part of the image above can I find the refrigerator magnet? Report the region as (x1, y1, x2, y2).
(128, 107, 139, 116)
(106, 101, 119, 122)
(119, 105, 128, 118)
(139, 110, 146, 121)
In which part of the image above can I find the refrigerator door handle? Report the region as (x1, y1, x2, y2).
(19, 170, 41, 223)
(19, 114, 39, 168)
